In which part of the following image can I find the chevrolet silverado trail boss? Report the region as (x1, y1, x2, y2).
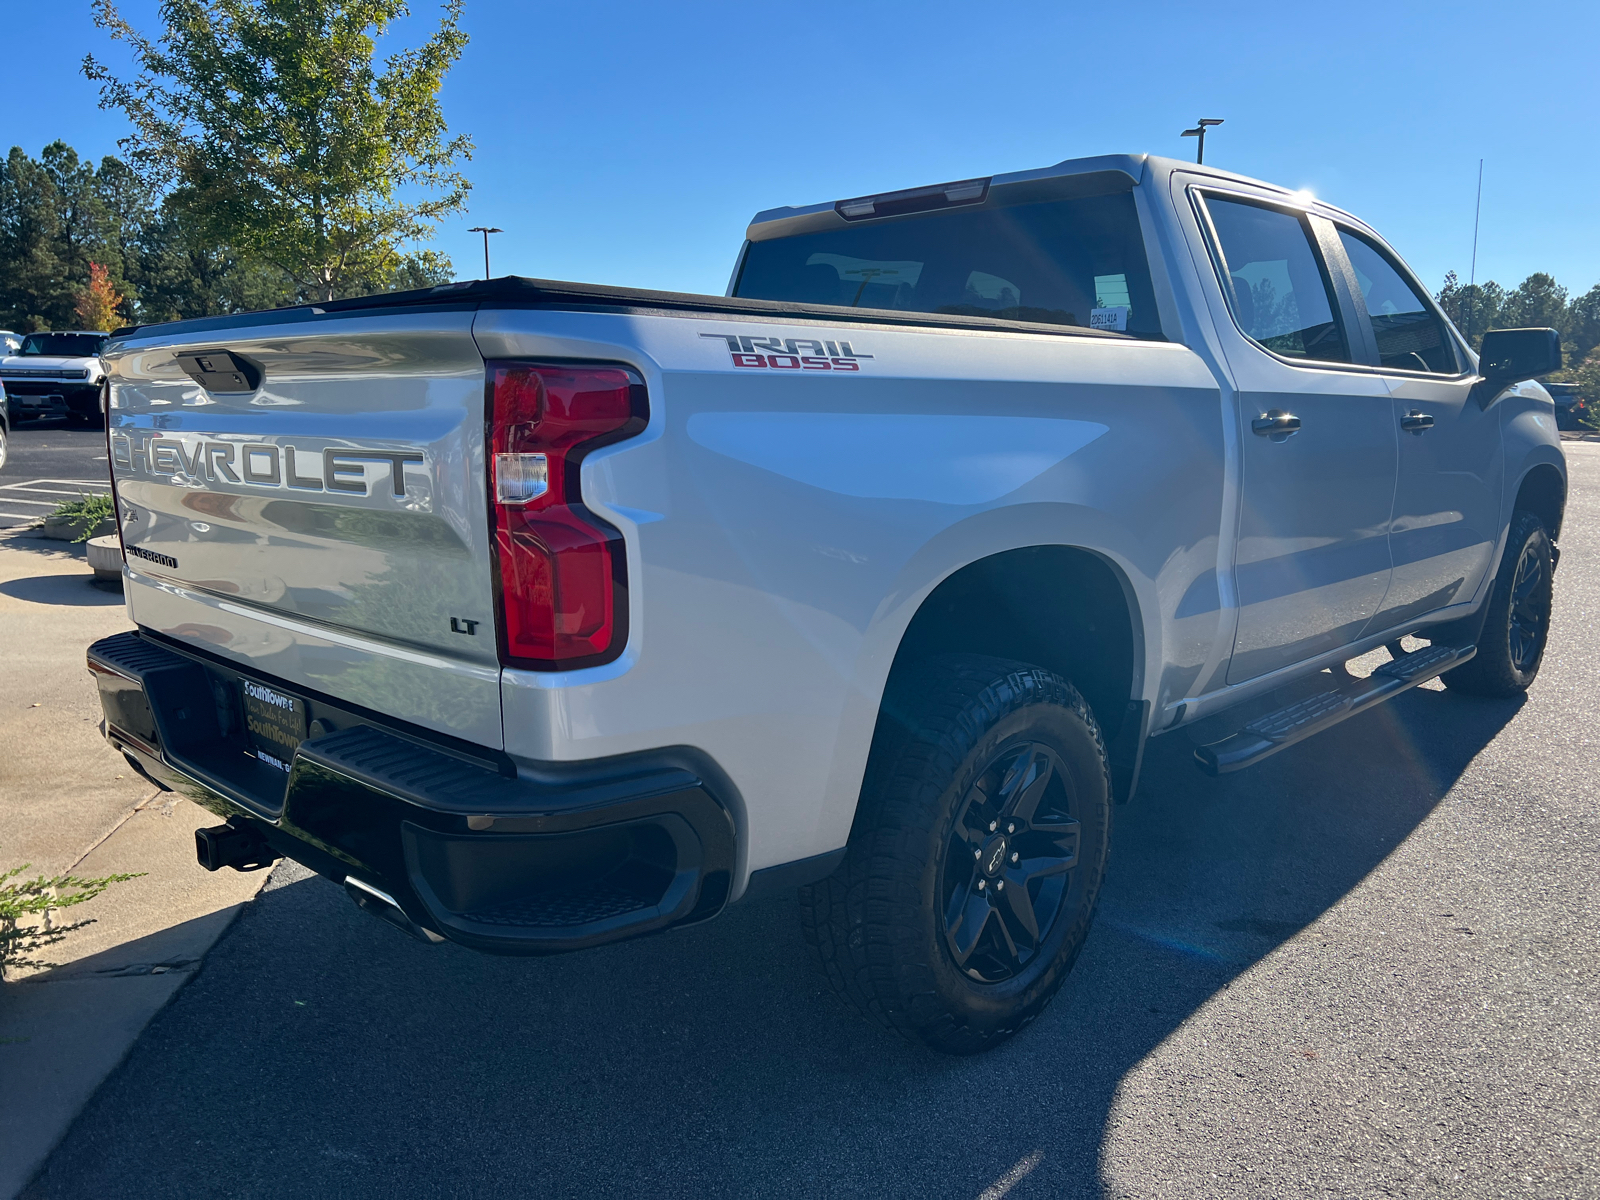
(88, 154, 1566, 1053)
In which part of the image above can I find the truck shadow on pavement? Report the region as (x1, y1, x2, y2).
(0, 573, 122, 607)
(24, 686, 1522, 1200)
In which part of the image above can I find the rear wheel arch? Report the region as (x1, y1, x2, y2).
(881, 545, 1144, 753)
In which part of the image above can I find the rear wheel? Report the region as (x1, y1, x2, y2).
(1442, 509, 1554, 696)
(0, 423, 8, 471)
(799, 655, 1111, 1055)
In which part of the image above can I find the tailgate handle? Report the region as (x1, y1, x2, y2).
(175, 349, 263, 394)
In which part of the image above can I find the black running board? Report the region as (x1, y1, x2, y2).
(1194, 642, 1476, 776)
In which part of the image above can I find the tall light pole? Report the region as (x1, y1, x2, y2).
(1180, 118, 1225, 164)
(468, 226, 502, 280)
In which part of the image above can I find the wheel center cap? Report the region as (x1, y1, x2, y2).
(980, 835, 1008, 878)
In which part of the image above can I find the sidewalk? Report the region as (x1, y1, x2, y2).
(0, 531, 267, 1198)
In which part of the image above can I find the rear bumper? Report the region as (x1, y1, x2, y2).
(87, 630, 736, 954)
(3, 380, 99, 418)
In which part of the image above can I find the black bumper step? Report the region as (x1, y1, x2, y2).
(1195, 642, 1475, 776)
(86, 630, 738, 955)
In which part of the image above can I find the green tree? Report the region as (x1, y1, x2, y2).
(1564, 283, 1600, 366)
(40, 143, 115, 291)
(93, 154, 157, 316)
(1499, 272, 1569, 332)
(1436, 271, 1505, 348)
(84, 0, 472, 303)
(0, 147, 73, 328)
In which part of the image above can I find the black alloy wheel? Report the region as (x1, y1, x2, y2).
(1506, 535, 1548, 674)
(1443, 508, 1554, 697)
(800, 654, 1112, 1055)
(940, 740, 1082, 983)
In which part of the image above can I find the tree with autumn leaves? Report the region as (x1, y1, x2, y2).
(73, 262, 124, 331)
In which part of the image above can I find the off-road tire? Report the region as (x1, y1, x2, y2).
(1442, 509, 1554, 696)
(799, 655, 1112, 1055)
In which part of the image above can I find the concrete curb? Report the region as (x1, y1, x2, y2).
(29, 517, 116, 542)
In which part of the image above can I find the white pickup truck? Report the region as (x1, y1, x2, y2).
(0, 330, 110, 427)
(89, 153, 1566, 1053)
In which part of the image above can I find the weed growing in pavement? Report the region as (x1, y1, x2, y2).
(0, 860, 142, 977)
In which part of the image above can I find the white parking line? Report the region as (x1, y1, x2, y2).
(0, 478, 113, 527)
(0, 487, 106, 498)
(0, 483, 110, 496)
(0, 473, 111, 483)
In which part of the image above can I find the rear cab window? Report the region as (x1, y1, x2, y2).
(733, 191, 1163, 338)
(1199, 194, 1351, 364)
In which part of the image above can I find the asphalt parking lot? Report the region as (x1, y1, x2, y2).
(0, 420, 111, 530)
(21, 443, 1600, 1199)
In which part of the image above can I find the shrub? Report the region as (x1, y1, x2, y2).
(46, 491, 115, 541)
(1, 861, 142, 977)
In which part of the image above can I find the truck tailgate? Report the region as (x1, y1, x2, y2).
(105, 310, 502, 748)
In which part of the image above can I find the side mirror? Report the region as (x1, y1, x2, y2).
(1479, 327, 1562, 380)
(1474, 328, 1561, 409)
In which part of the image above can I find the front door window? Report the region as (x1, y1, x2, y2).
(1337, 230, 1459, 374)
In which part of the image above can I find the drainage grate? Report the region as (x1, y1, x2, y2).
(462, 883, 653, 928)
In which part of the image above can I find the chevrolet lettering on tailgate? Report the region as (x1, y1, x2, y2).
(111, 433, 424, 498)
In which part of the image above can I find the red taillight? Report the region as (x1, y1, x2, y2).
(488, 362, 644, 669)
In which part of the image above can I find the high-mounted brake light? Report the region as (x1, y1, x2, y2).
(488, 362, 645, 669)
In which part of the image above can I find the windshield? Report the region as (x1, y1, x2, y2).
(19, 333, 108, 357)
(734, 192, 1160, 336)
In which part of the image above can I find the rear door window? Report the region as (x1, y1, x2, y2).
(1202, 196, 1351, 363)
(1336, 229, 1460, 374)
(733, 192, 1161, 336)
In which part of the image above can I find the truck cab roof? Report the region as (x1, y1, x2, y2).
(746, 152, 1363, 242)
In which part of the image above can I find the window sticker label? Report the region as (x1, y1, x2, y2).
(700, 332, 874, 371)
(1089, 307, 1129, 332)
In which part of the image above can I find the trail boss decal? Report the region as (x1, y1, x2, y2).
(700, 333, 873, 371)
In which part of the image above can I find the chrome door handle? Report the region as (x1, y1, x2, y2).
(1251, 410, 1302, 437)
(1401, 410, 1435, 434)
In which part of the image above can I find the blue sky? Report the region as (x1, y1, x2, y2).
(12, 0, 1598, 299)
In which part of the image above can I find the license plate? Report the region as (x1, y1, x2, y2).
(241, 679, 307, 772)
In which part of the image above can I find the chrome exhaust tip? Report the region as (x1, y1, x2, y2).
(344, 876, 445, 944)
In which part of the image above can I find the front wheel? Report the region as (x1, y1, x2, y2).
(1442, 509, 1554, 696)
(799, 655, 1112, 1055)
